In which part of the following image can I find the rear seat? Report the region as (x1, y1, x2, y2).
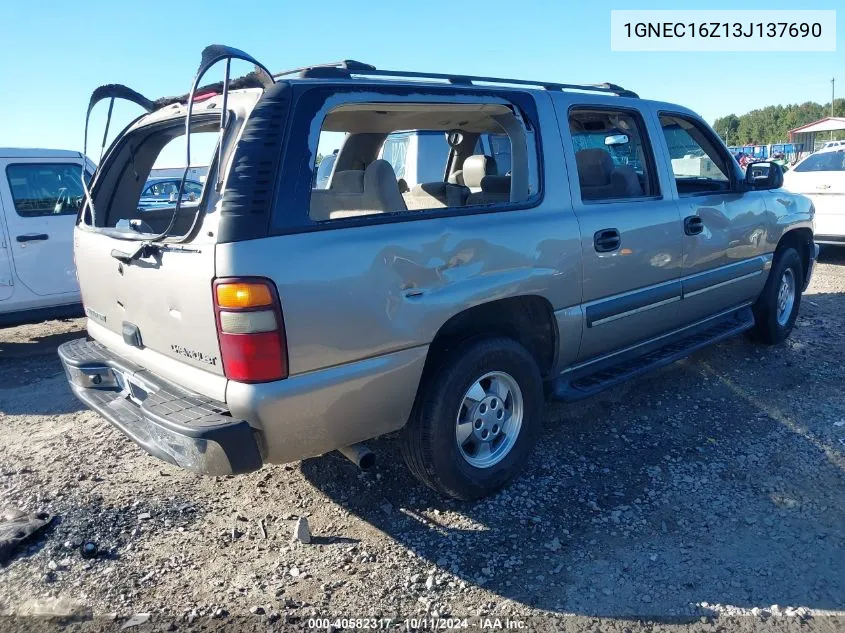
(403, 182, 469, 210)
(310, 160, 407, 221)
(462, 154, 511, 205)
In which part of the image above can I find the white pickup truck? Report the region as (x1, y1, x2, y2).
(0, 148, 95, 326)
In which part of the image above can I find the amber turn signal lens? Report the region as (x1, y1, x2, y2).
(216, 282, 273, 309)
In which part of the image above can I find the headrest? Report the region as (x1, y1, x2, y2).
(363, 159, 397, 189)
(480, 175, 510, 194)
(330, 170, 364, 192)
(363, 159, 404, 211)
(575, 149, 614, 187)
(463, 155, 497, 189)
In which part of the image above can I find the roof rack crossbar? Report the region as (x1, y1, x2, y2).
(276, 63, 639, 98)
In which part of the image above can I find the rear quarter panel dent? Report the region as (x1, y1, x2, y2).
(215, 207, 581, 375)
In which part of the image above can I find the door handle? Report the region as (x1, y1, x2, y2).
(593, 228, 621, 253)
(16, 233, 49, 242)
(684, 216, 704, 236)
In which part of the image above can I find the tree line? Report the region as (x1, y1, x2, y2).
(713, 98, 845, 146)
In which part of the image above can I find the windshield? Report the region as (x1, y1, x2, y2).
(794, 151, 845, 173)
(6, 163, 89, 217)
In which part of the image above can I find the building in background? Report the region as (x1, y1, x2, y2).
(148, 165, 208, 182)
(789, 118, 845, 155)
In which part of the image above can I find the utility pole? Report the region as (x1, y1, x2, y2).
(832, 77, 836, 140)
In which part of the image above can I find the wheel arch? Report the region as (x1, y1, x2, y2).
(417, 295, 559, 393)
(775, 227, 813, 288)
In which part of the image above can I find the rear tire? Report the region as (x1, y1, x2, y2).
(750, 247, 803, 344)
(400, 337, 544, 500)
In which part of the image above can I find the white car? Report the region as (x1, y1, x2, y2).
(783, 147, 845, 246)
(0, 148, 95, 326)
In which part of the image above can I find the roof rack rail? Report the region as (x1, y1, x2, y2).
(277, 62, 639, 98)
(273, 59, 376, 79)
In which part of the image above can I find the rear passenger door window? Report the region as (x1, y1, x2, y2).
(568, 108, 658, 202)
(306, 99, 540, 223)
(659, 114, 732, 195)
(6, 163, 86, 217)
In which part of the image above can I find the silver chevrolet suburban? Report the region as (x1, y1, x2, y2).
(59, 46, 816, 500)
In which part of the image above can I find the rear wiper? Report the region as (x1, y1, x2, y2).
(110, 240, 200, 264)
(111, 241, 158, 264)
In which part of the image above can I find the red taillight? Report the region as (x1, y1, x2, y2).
(212, 278, 288, 383)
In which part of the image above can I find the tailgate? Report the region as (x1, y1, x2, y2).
(74, 228, 226, 402)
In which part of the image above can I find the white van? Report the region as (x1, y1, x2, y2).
(0, 149, 95, 326)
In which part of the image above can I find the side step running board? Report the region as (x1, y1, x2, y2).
(553, 307, 754, 403)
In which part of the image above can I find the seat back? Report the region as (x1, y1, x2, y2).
(461, 155, 498, 192)
(310, 160, 407, 220)
(575, 148, 642, 200)
(403, 182, 469, 210)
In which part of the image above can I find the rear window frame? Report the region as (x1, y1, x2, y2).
(269, 83, 546, 236)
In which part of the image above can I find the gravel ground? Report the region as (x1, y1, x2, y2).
(1, 250, 844, 633)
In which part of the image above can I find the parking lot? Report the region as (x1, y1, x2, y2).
(0, 250, 843, 632)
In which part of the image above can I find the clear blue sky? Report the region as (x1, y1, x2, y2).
(1, 0, 841, 164)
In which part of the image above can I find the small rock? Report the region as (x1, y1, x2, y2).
(289, 566, 301, 578)
(138, 512, 152, 521)
(641, 594, 652, 603)
(291, 517, 311, 544)
(250, 606, 265, 615)
(425, 575, 435, 591)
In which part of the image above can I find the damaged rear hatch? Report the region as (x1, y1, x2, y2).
(75, 46, 275, 401)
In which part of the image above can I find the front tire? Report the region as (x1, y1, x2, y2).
(751, 247, 803, 344)
(400, 337, 544, 500)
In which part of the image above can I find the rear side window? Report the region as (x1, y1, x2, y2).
(659, 114, 732, 194)
(308, 100, 540, 223)
(793, 151, 845, 172)
(567, 108, 658, 202)
(6, 163, 87, 217)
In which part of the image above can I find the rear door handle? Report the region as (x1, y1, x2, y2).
(16, 233, 49, 242)
(594, 228, 621, 253)
(684, 216, 704, 236)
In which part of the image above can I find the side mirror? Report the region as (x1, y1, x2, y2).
(745, 161, 783, 190)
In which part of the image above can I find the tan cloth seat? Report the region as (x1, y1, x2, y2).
(575, 148, 643, 200)
(310, 160, 407, 221)
(461, 155, 498, 192)
(402, 182, 469, 210)
(466, 175, 511, 205)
